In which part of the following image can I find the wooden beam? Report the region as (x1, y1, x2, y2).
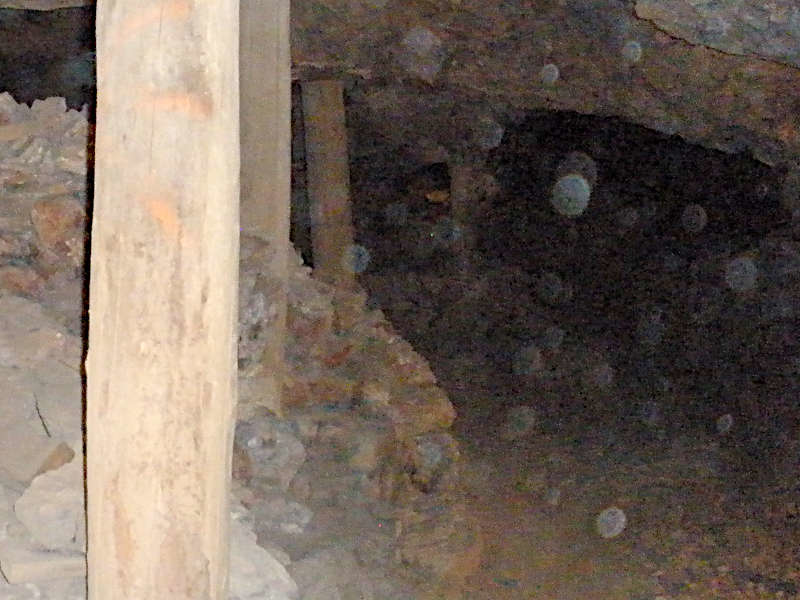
(240, 0, 291, 237)
(239, 0, 291, 412)
(86, 1, 240, 598)
(301, 79, 356, 288)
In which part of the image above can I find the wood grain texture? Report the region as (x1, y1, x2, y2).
(86, 1, 241, 597)
(302, 79, 356, 289)
(239, 0, 292, 410)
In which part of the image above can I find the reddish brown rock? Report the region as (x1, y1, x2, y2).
(310, 375, 357, 406)
(286, 304, 333, 350)
(330, 288, 368, 333)
(388, 337, 438, 387)
(354, 336, 438, 390)
(398, 499, 483, 585)
(389, 384, 456, 438)
(281, 373, 358, 411)
(30, 197, 86, 271)
(0, 265, 45, 296)
(281, 377, 315, 410)
(1, 170, 31, 189)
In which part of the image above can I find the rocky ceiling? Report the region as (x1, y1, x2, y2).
(291, 0, 800, 172)
(3, 0, 800, 175)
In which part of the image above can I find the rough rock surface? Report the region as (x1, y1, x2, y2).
(13, 458, 84, 553)
(230, 503, 299, 600)
(287, 0, 800, 169)
(4, 2, 799, 174)
(635, 0, 800, 68)
(0, 94, 470, 599)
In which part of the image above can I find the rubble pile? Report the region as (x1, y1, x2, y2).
(0, 93, 88, 331)
(238, 240, 481, 593)
(0, 93, 476, 599)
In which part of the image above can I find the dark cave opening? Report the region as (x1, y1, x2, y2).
(350, 107, 799, 478)
(0, 8, 95, 113)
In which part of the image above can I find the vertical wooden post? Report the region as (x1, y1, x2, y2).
(240, 0, 291, 408)
(86, 2, 240, 598)
(290, 86, 313, 261)
(448, 162, 478, 271)
(301, 79, 356, 288)
(448, 162, 478, 228)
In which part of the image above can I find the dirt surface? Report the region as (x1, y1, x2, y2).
(456, 439, 655, 599)
(434, 381, 800, 600)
